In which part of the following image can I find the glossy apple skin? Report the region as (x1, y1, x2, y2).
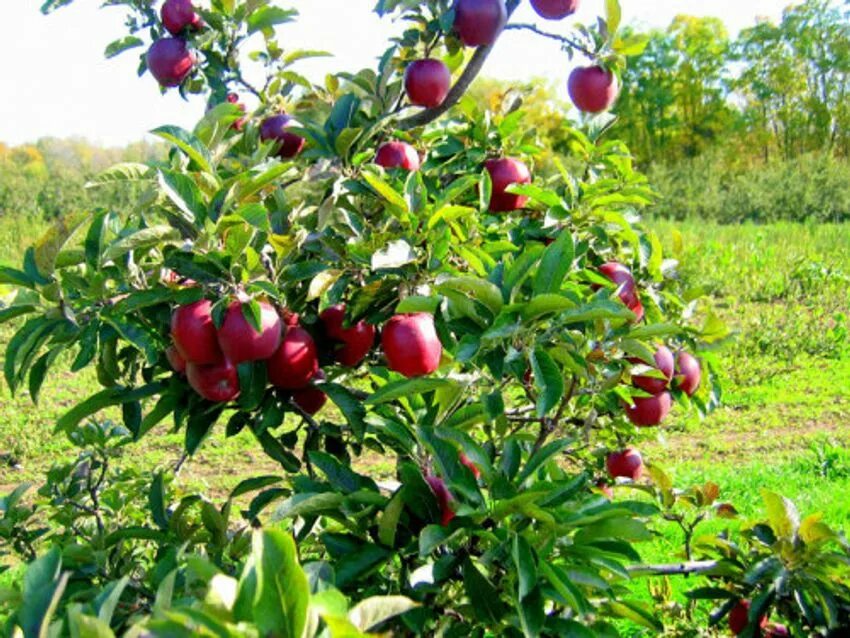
(267, 326, 319, 390)
(484, 158, 531, 212)
(599, 262, 644, 322)
(171, 300, 222, 365)
(728, 600, 767, 635)
(375, 142, 420, 171)
(530, 0, 579, 20)
(319, 305, 376, 367)
(382, 313, 443, 378)
(404, 59, 451, 108)
(632, 346, 675, 395)
(291, 371, 327, 415)
(217, 301, 282, 364)
(161, 0, 202, 35)
(459, 452, 481, 479)
(454, 0, 507, 47)
(186, 359, 240, 403)
(676, 351, 702, 396)
(425, 475, 456, 526)
(260, 114, 305, 159)
(166, 345, 186, 374)
(606, 448, 643, 480)
(625, 392, 672, 427)
(147, 38, 195, 88)
(568, 65, 619, 113)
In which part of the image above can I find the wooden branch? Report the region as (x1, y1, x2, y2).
(626, 560, 720, 577)
(397, 0, 522, 131)
(504, 23, 597, 59)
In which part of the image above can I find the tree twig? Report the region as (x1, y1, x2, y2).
(627, 560, 720, 577)
(504, 23, 597, 59)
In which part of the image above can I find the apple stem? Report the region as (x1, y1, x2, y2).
(504, 23, 597, 60)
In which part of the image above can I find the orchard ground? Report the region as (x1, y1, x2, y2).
(2, 215, 849, 603)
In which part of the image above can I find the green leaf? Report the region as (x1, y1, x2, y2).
(323, 383, 367, 439)
(56, 383, 167, 433)
(348, 596, 418, 632)
(605, 0, 622, 35)
(0, 304, 37, 326)
(0, 264, 35, 288)
(462, 558, 507, 624)
(230, 476, 282, 501)
(149, 472, 169, 531)
(151, 125, 214, 175)
(533, 231, 574, 295)
(158, 170, 207, 224)
(512, 535, 537, 601)
(761, 490, 800, 541)
(33, 210, 91, 279)
(362, 172, 409, 212)
(18, 547, 64, 638)
(104, 36, 143, 59)
(247, 6, 297, 34)
(436, 277, 503, 315)
(530, 347, 564, 417)
(103, 226, 180, 261)
(85, 163, 153, 188)
(521, 293, 576, 322)
(366, 378, 454, 405)
(518, 438, 574, 485)
(4, 317, 62, 394)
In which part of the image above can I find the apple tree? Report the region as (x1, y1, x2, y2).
(1, 0, 731, 635)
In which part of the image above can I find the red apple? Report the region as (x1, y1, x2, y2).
(728, 600, 767, 635)
(161, 0, 202, 35)
(484, 158, 531, 212)
(596, 480, 614, 500)
(226, 93, 247, 131)
(375, 141, 420, 171)
(216, 301, 282, 364)
(764, 624, 789, 638)
(606, 448, 643, 480)
(260, 114, 305, 159)
(676, 351, 701, 396)
(267, 326, 319, 390)
(632, 346, 675, 395)
(166, 346, 186, 374)
(425, 475, 456, 526)
(186, 359, 240, 403)
(568, 65, 619, 113)
(530, 0, 580, 20)
(460, 452, 481, 479)
(147, 38, 195, 88)
(625, 392, 672, 427)
(382, 313, 442, 378)
(291, 371, 327, 415)
(599, 262, 644, 322)
(404, 59, 451, 108)
(171, 300, 222, 365)
(454, 0, 507, 47)
(319, 305, 376, 367)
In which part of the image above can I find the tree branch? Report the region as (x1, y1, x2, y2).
(504, 23, 597, 59)
(626, 560, 720, 577)
(397, 0, 522, 130)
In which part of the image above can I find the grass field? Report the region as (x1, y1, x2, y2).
(2, 216, 849, 623)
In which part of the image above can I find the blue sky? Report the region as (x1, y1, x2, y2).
(0, 0, 794, 146)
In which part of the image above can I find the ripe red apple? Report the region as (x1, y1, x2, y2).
(632, 346, 675, 395)
(425, 475, 456, 526)
(382, 313, 443, 378)
(260, 114, 306, 159)
(226, 93, 247, 131)
(171, 300, 222, 365)
(404, 59, 451, 108)
(599, 262, 644, 322)
(166, 346, 186, 374)
(319, 305, 376, 367)
(161, 0, 202, 35)
(460, 452, 481, 479)
(764, 624, 789, 638)
(625, 392, 672, 427)
(186, 359, 240, 403)
(267, 326, 319, 390)
(676, 351, 702, 396)
(728, 600, 767, 635)
(568, 65, 619, 113)
(291, 371, 327, 415)
(606, 448, 644, 481)
(454, 0, 507, 47)
(216, 301, 282, 364)
(484, 158, 531, 212)
(530, 0, 580, 20)
(375, 142, 420, 171)
(147, 38, 196, 88)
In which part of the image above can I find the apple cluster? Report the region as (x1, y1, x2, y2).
(167, 298, 443, 413)
(147, 0, 201, 88)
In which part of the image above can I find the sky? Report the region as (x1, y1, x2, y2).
(0, 0, 793, 147)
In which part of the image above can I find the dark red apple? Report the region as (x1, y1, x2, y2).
(632, 346, 675, 395)
(161, 0, 202, 35)
(260, 114, 305, 159)
(147, 38, 195, 88)
(599, 262, 644, 322)
(568, 65, 619, 113)
(319, 305, 376, 367)
(404, 59, 451, 108)
(171, 300, 222, 365)
(530, 0, 579, 20)
(186, 359, 240, 403)
(216, 301, 282, 364)
(460, 452, 481, 479)
(606, 448, 643, 480)
(425, 475, 456, 526)
(291, 371, 327, 415)
(728, 600, 767, 635)
(454, 0, 507, 47)
(382, 313, 442, 378)
(484, 158, 531, 212)
(166, 346, 186, 374)
(676, 351, 701, 396)
(267, 326, 319, 390)
(375, 142, 420, 171)
(625, 392, 672, 427)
